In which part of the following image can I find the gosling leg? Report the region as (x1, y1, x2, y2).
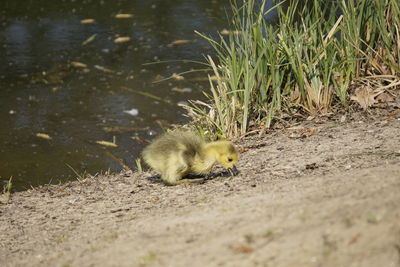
(161, 169, 206, 185)
(161, 160, 190, 185)
(161, 170, 180, 185)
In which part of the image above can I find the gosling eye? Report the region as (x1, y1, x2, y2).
(227, 157, 233, 162)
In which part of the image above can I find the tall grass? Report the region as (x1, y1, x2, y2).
(185, 0, 400, 138)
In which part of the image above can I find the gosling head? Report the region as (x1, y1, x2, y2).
(211, 141, 239, 176)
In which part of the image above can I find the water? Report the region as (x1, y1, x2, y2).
(0, 0, 233, 191)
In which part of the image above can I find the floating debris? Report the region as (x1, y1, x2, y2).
(103, 126, 148, 133)
(114, 37, 131, 44)
(189, 75, 218, 82)
(172, 87, 192, 93)
(220, 29, 242, 35)
(80, 19, 95, 24)
(153, 74, 165, 82)
(167, 39, 190, 47)
(96, 141, 118, 147)
(121, 86, 172, 104)
(171, 73, 184, 81)
(9, 110, 16, 115)
(70, 61, 87, 68)
(115, 13, 134, 19)
(220, 29, 230, 35)
(177, 101, 189, 106)
(82, 34, 97, 46)
(36, 133, 52, 140)
(131, 136, 150, 144)
(94, 65, 114, 73)
(123, 108, 139, 116)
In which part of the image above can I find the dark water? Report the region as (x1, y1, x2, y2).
(0, 0, 234, 191)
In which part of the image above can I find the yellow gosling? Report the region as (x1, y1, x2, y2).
(142, 131, 239, 185)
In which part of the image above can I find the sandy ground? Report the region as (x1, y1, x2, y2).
(1, 114, 400, 267)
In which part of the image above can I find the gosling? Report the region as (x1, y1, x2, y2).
(142, 131, 239, 185)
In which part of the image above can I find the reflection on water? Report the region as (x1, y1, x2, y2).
(0, 0, 233, 191)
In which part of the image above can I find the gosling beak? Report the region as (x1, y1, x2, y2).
(227, 166, 239, 176)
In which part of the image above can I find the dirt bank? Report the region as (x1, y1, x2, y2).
(1, 115, 400, 267)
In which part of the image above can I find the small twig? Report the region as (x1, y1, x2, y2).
(66, 164, 84, 182)
(102, 149, 132, 172)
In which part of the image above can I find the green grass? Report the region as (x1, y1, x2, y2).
(0, 177, 13, 203)
(3, 177, 12, 194)
(184, 0, 400, 138)
(66, 163, 85, 182)
(135, 158, 143, 172)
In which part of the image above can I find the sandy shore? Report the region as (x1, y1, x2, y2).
(1, 115, 400, 267)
